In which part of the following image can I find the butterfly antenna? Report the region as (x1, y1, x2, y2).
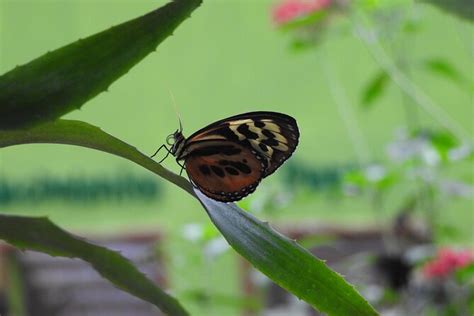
(178, 116, 183, 133)
(168, 89, 183, 133)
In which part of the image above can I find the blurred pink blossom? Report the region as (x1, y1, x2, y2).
(423, 248, 473, 278)
(272, 0, 332, 25)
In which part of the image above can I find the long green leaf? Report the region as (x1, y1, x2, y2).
(0, 119, 193, 196)
(196, 190, 379, 316)
(0, 214, 189, 316)
(0, 0, 202, 129)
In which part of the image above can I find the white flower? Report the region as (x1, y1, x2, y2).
(365, 164, 386, 182)
(449, 144, 472, 161)
(440, 180, 473, 198)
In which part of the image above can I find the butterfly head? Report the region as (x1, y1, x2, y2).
(166, 129, 186, 157)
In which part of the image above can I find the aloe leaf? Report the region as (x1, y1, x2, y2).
(0, 119, 193, 196)
(0, 214, 189, 316)
(196, 190, 379, 316)
(0, 0, 202, 129)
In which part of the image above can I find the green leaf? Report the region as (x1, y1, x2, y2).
(5, 258, 27, 316)
(278, 10, 329, 31)
(360, 70, 390, 108)
(435, 223, 462, 239)
(455, 263, 474, 284)
(0, 0, 202, 129)
(0, 214, 189, 316)
(0, 119, 194, 196)
(419, 0, 474, 22)
(196, 190, 379, 316)
(415, 129, 459, 162)
(423, 58, 469, 87)
(290, 38, 318, 51)
(344, 169, 368, 187)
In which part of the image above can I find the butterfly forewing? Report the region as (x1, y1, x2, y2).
(184, 141, 266, 202)
(231, 117, 299, 177)
(177, 111, 299, 202)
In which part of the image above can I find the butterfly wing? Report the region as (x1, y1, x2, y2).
(180, 111, 299, 178)
(184, 140, 266, 202)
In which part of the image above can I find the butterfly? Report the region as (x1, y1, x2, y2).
(152, 111, 299, 202)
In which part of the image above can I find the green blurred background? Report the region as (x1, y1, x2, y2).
(0, 1, 472, 315)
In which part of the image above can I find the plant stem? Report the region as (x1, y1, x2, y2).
(320, 48, 371, 166)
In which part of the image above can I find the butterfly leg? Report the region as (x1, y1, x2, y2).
(150, 144, 172, 163)
(150, 144, 166, 158)
(176, 159, 186, 176)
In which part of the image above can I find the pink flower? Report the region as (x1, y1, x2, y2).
(272, 0, 332, 25)
(423, 248, 474, 278)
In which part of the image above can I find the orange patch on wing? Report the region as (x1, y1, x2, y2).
(185, 145, 265, 202)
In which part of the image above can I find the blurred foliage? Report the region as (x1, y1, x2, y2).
(455, 263, 474, 283)
(422, 58, 474, 92)
(5, 258, 27, 316)
(342, 126, 472, 242)
(284, 161, 354, 191)
(0, 173, 161, 206)
(360, 70, 390, 108)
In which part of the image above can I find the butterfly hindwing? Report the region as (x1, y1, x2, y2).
(184, 141, 266, 202)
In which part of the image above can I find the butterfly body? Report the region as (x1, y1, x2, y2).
(164, 111, 299, 202)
